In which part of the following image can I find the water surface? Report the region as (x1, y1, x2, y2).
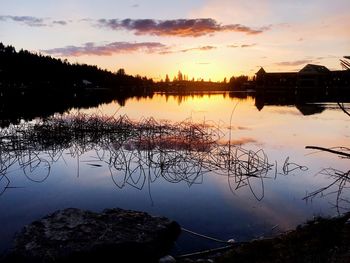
(0, 92, 349, 254)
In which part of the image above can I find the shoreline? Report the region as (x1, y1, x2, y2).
(177, 212, 350, 262)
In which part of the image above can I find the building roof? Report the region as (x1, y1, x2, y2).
(299, 64, 330, 74)
(256, 67, 266, 75)
(255, 64, 332, 76)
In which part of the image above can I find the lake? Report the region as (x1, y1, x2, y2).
(0, 92, 349, 255)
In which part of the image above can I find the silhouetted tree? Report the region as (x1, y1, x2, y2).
(177, 70, 183, 81)
(229, 75, 249, 90)
(117, 68, 126, 75)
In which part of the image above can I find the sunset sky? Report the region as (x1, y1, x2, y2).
(1, 0, 349, 81)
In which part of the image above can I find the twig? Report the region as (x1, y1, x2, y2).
(337, 102, 350, 117)
(305, 146, 350, 158)
(181, 227, 231, 244)
(176, 244, 236, 259)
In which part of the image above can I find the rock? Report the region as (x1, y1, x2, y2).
(159, 255, 176, 263)
(5, 208, 181, 263)
(227, 239, 235, 243)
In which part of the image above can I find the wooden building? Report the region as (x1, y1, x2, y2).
(255, 64, 350, 91)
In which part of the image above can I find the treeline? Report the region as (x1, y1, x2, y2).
(0, 42, 153, 95)
(0, 43, 155, 127)
(0, 42, 251, 94)
(155, 75, 251, 92)
(155, 80, 229, 92)
(228, 75, 251, 90)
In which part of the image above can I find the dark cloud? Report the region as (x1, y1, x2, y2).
(275, 59, 314, 66)
(42, 41, 167, 56)
(97, 18, 269, 37)
(0, 15, 69, 27)
(131, 4, 139, 8)
(79, 18, 94, 22)
(0, 15, 46, 27)
(227, 44, 239, 48)
(52, 20, 68, 26)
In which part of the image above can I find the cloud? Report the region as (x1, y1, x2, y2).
(42, 41, 167, 56)
(227, 43, 256, 48)
(0, 15, 46, 27)
(275, 59, 314, 66)
(52, 20, 68, 26)
(180, 45, 216, 53)
(227, 44, 239, 48)
(97, 18, 269, 37)
(241, 43, 256, 48)
(158, 45, 216, 55)
(0, 15, 69, 27)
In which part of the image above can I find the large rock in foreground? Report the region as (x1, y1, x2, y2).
(6, 208, 181, 262)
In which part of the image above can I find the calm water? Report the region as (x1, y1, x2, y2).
(0, 92, 349, 254)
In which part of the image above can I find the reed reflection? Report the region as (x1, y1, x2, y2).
(0, 114, 276, 201)
(2, 113, 347, 212)
(303, 104, 350, 213)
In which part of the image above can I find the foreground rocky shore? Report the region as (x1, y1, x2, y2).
(1, 208, 349, 263)
(1, 208, 180, 263)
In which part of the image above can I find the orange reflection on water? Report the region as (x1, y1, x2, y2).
(70, 93, 350, 153)
(73, 93, 256, 124)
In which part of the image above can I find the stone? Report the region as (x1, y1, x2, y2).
(5, 208, 181, 263)
(159, 255, 176, 263)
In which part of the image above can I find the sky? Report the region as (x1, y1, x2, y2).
(0, 0, 349, 81)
